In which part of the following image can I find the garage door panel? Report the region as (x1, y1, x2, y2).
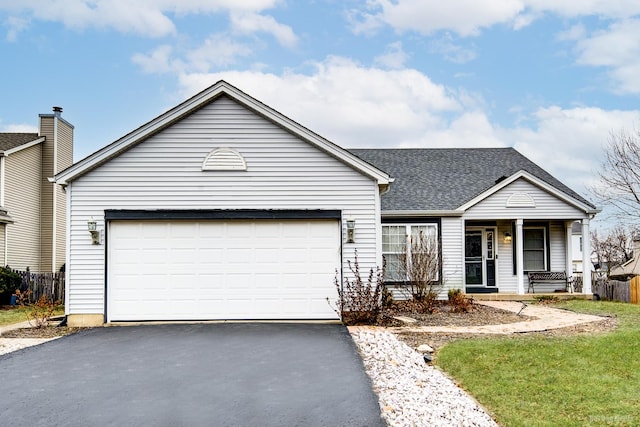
(108, 219, 340, 321)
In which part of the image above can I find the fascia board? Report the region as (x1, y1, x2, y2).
(382, 210, 463, 218)
(55, 81, 391, 186)
(457, 170, 599, 214)
(5, 137, 45, 155)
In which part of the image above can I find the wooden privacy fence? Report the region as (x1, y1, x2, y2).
(13, 269, 65, 303)
(592, 279, 632, 303)
(632, 276, 640, 304)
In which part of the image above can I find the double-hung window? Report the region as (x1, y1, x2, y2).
(523, 226, 547, 271)
(382, 224, 438, 282)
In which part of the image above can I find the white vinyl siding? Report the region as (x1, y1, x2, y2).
(66, 96, 380, 315)
(464, 178, 587, 220)
(441, 217, 464, 292)
(496, 220, 517, 293)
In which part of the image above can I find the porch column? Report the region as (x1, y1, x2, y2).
(516, 218, 524, 294)
(565, 221, 574, 288)
(582, 218, 592, 294)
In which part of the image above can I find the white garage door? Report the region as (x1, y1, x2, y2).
(108, 220, 341, 321)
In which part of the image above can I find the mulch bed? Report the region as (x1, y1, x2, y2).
(1, 326, 85, 339)
(377, 300, 528, 327)
(385, 300, 619, 353)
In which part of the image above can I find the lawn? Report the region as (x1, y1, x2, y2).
(0, 305, 64, 327)
(436, 300, 640, 427)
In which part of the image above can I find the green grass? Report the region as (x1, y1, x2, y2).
(436, 300, 640, 427)
(0, 305, 64, 327)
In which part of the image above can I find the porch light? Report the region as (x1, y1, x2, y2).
(88, 219, 100, 245)
(346, 218, 356, 243)
(504, 232, 512, 244)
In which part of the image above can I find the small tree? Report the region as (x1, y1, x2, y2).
(592, 127, 640, 223)
(400, 228, 442, 312)
(330, 250, 384, 325)
(591, 226, 635, 276)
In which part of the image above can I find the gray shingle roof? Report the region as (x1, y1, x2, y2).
(349, 148, 596, 211)
(0, 133, 40, 151)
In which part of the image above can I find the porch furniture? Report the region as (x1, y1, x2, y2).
(527, 271, 573, 293)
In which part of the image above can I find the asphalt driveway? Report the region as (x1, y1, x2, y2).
(0, 323, 384, 427)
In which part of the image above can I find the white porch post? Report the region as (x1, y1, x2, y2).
(582, 218, 592, 294)
(565, 221, 574, 290)
(516, 218, 525, 294)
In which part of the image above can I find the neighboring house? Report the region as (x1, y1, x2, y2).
(609, 238, 640, 280)
(0, 107, 73, 273)
(54, 81, 598, 327)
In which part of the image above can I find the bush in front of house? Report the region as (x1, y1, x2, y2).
(330, 250, 385, 325)
(0, 266, 22, 304)
(448, 288, 473, 313)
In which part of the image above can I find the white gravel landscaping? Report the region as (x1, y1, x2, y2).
(350, 328, 498, 427)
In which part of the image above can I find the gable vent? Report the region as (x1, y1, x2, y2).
(506, 192, 536, 208)
(202, 148, 247, 171)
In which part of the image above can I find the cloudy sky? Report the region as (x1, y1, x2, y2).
(1, 0, 639, 225)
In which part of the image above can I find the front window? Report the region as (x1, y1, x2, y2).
(382, 224, 438, 282)
(523, 227, 547, 271)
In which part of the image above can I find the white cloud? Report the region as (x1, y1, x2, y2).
(178, 56, 462, 147)
(428, 34, 477, 64)
(350, 0, 640, 37)
(351, 0, 525, 37)
(0, 123, 38, 132)
(556, 23, 586, 41)
(573, 19, 640, 94)
(0, 0, 283, 38)
(506, 106, 640, 192)
(4, 15, 29, 41)
(230, 11, 297, 48)
(132, 35, 253, 74)
(373, 42, 409, 69)
(132, 45, 182, 74)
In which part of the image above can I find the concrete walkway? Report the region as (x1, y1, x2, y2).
(394, 300, 607, 334)
(0, 320, 60, 356)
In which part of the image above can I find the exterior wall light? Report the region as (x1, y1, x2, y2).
(346, 218, 356, 243)
(88, 219, 100, 245)
(504, 232, 512, 244)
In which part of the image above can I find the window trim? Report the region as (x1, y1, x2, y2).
(381, 223, 440, 283)
(512, 222, 550, 273)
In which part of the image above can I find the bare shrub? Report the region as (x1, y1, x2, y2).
(447, 288, 473, 313)
(400, 228, 443, 313)
(330, 250, 384, 325)
(17, 292, 57, 329)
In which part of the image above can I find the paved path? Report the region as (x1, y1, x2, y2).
(0, 320, 59, 356)
(394, 300, 606, 334)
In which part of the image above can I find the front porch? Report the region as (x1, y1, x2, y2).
(462, 218, 593, 296)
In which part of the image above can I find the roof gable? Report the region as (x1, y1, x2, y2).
(55, 81, 390, 186)
(350, 147, 597, 213)
(0, 133, 42, 152)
